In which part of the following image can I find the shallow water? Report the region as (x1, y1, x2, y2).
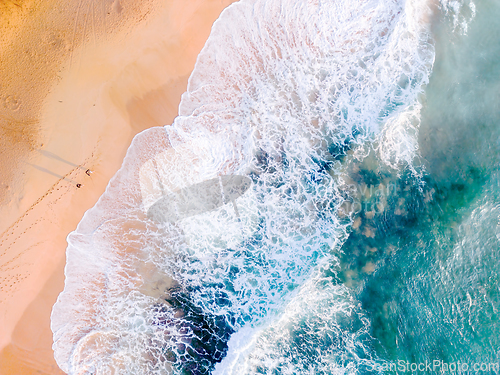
(51, 0, 500, 374)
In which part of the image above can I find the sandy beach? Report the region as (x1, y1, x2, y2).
(0, 1, 235, 373)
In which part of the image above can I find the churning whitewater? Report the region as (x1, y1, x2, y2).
(50, 0, 479, 373)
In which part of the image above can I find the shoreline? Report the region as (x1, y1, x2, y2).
(0, 1, 236, 373)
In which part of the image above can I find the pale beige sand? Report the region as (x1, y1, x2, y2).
(0, 0, 236, 373)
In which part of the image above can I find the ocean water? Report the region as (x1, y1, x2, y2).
(51, 0, 500, 374)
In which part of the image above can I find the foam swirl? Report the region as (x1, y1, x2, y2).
(51, 0, 447, 373)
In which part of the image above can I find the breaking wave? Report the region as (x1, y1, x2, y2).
(50, 0, 478, 373)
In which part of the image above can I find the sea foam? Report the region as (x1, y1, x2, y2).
(51, 0, 454, 373)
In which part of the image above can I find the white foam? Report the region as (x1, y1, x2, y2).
(214, 271, 377, 375)
(51, 0, 471, 373)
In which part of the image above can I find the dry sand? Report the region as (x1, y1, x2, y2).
(0, 0, 236, 373)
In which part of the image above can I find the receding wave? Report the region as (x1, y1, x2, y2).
(50, 0, 476, 374)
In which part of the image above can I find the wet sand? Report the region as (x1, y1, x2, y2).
(0, 0, 236, 373)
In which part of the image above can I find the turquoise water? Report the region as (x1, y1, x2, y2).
(361, 0, 500, 370)
(51, 0, 500, 374)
